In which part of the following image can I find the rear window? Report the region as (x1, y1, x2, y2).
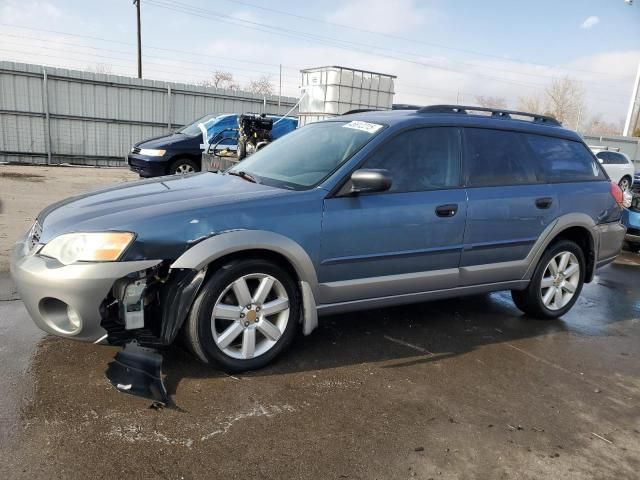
(464, 128, 539, 187)
(596, 151, 629, 165)
(525, 135, 604, 182)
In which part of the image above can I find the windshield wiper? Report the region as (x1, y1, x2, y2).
(228, 170, 259, 183)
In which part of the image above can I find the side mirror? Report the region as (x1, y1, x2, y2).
(350, 169, 392, 194)
(597, 158, 604, 164)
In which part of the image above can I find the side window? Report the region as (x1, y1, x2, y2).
(609, 152, 629, 165)
(596, 151, 614, 164)
(361, 127, 461, 193)
(464, 128, 539, 187)
(525, 135, 604, 182)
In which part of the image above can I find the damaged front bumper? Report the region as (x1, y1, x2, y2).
(10, 238, 162, 342)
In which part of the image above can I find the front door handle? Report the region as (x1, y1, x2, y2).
(535, 197, 553, 209)
(435, 204, 458, 217)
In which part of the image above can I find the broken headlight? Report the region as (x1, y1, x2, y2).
(39, 232, 135, 265)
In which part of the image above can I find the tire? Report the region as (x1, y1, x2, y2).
(619, 176, 632, 192)
(169, 158, 199, 175)
(185, 258, 300, 372)
(511, 240, 585, 319)
(237, 139, 247, 160)
(626, 241, 640, 253)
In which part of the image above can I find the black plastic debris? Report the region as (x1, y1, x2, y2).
(106, 341, 168, 405)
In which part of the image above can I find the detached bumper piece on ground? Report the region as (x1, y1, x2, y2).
(106, 341, 169, 405)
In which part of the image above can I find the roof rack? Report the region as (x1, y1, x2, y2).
(392, 103, 422, 110)
(342, 108, 385, 115)
(417, 105, 561, 126)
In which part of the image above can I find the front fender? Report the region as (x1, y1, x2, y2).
(170, 230, 320, 335)
(171, 230, 319, 294)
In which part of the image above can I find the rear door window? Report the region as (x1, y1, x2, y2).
(463, 128, 539, 187)
(525, 135, 604, 182)
(597, 151, 628, 165)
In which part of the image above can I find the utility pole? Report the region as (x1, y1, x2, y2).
(623, 60, 640, 136)
(622, 0, 637, 136)
(278, 64, 282, 111)
(134, 0, 142, 78)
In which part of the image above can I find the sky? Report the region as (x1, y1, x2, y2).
(0, 0, 639, 123)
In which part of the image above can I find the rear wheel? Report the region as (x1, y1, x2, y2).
(169, 158, 199, 175)
(626, 241, 640, 253)
(237, 139, 247, 160)
(619, 176, 632, 192)
(185, 259, 300, 372)
(511, 240, 585, 319)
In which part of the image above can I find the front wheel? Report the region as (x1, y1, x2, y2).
(185, 259, 300, 372)
(169, 158, 199, 175)
(511, 240, 585, 319)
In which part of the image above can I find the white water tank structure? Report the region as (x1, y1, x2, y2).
(298, 66, 396, 127)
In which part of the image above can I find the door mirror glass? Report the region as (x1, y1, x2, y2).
(350, 169, 392, 194)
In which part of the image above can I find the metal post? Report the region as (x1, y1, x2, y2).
(134, 0, 142, 79)
(167, 85, 172, 131)
(623, 61, 640, 136)
(42, 67, 52, 166)
(278, 64, 282, 111)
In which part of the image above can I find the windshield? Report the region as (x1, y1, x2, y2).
(178, 113, 218, 136)
(228, 120, 384, 190)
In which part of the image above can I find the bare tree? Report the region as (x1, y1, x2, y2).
(86, 63, 113, 75)
(583, 115, 624, 136)
(247, 75, 274, 96)
(544, 76, 586, 128)
(475, 95, 507, 109)
(517, 95, 545, 115)
(199, 70, 239, 90)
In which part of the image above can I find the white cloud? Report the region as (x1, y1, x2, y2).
(0, 0, 62, 23)
(327, 0, 431, 34)
(581, 16, 600, 29)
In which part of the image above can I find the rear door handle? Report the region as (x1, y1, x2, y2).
(535, 197, 553, 209)
(435, 204, 458, 217)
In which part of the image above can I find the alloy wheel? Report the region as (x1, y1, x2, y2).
(540, 251, 580, 310)
(211, 273, 290, 359)
(619, 177, 630, 191)
(175, 163, 195, 174)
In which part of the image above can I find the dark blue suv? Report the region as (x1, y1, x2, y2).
(11, 105, 626, 372)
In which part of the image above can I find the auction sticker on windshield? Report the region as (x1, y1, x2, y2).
(342, 121, 383, 134)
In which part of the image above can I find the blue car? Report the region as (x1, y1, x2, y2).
(128, 113, 298, 177)
(11, 105, 626, 372)
(623, 193, 640, 250)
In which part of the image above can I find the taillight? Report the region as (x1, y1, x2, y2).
(610, 181, 624, 208)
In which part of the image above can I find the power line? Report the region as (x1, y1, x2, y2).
(144, 0, 630, 92)
(218, 0, 635, 81)
(0, 23, 301, 72)
(0, 34, 301, 81)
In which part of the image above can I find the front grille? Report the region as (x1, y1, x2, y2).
(627, 227, 640, 237)
(27, 220, 42, 252)
(131, 147, 141, 154)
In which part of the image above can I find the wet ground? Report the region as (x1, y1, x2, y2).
(1, 165, 640, 478)
(1, 253, 639, 479)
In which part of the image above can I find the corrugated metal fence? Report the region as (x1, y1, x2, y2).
(0, 61, 298, 167)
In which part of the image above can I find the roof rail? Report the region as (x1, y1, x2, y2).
(342, 108, 381, 115)
(417, 105, 561, 126)
(392, 103, 422, 110)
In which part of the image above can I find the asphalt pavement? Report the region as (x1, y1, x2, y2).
(0, 253, 639, 479)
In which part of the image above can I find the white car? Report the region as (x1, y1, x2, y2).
(590, 147, 635, 191)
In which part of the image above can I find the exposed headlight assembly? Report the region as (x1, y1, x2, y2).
(139, 148, 166, 157)
(39, 232, 135, 265)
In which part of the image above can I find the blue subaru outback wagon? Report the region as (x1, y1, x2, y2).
(11, 105, 626, 372)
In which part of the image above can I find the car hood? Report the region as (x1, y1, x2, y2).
(37, 172, 290, 243)
(135, 133, 196, 148)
